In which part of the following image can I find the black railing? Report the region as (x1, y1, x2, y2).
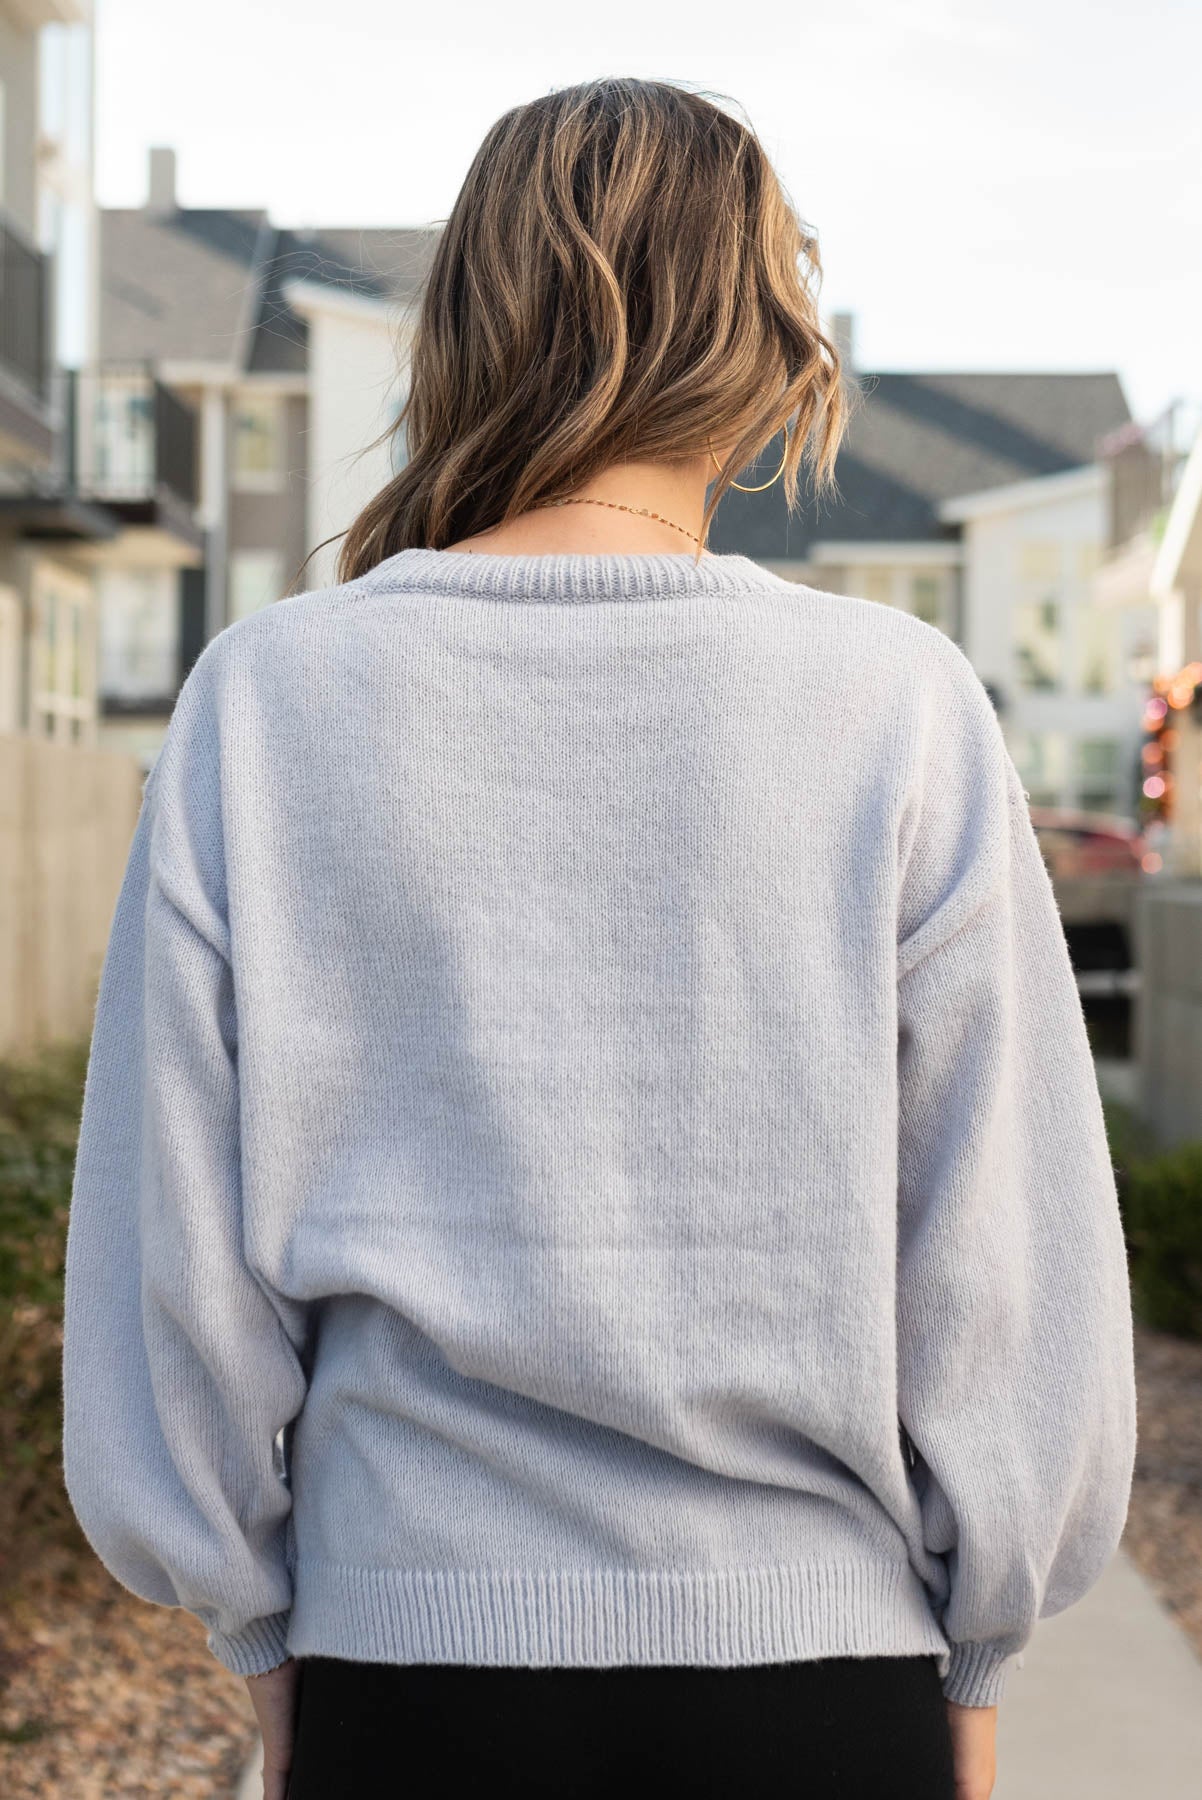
(60, 364, 199, 509)
(154, 378, 198, 505)
(0, 214, 49, 399)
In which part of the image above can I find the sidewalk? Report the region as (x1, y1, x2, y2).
(994, 1547, 1202, 1798)
(236, 1549, 1202, 1798)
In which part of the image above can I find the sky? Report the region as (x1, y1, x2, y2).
(93, 0, 1201, 432)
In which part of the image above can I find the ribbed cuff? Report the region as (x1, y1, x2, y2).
(207, 1609, 293, 1677)
(942, 1640, 1015, 1707)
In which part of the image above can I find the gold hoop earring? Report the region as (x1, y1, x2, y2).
(708, 423, 790, 492)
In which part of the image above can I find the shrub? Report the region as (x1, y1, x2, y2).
(0, 1037, 90, 1597)
(1101, 1096, 1160, 1211)
(1120, 1138, 1202, 1340)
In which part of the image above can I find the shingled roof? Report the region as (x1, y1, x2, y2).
(100, 208, 270, 366)
(707, 370, 1132, 557)
(99, 208, 439, 373)
(246, 226, 440, 373)
(100, 201, 1130, 551)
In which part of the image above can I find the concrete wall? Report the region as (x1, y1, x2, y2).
(0, 731, 143, 1059)
(1133, 878, 1202, 1146)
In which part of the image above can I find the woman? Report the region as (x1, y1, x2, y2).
(62, 77, 1136, 1799)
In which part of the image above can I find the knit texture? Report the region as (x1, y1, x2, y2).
(61, 547, 1138, 1708)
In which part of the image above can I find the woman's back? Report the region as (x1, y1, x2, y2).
(63, 543, 1134, 1699)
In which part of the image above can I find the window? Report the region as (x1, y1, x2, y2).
(1008, 730, 1067, 808)
(1076, 543, 1102, 583)
(98, 568, 180, 703)
(30, 563, 96, 743)
(909, 574, 942, 629)
(90, 375, 155, 497)
(838, 566, 951, 629)
(1075, 738, 1122, 814)
(850, 568, 892, 608)
(1078, 606, 1118, 695)
(1014, 596, 1061, 690)
(229, 551, 286, 624)
(231, 393, 286, 490)
(0, 584, 19, 732)
(1019, 542, 1061, 582)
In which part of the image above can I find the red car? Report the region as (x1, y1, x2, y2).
(1027, 808, 1146, 879)
(1027, 807, 1146, 974)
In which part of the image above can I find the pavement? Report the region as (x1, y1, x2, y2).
(236, 1548, 1202, 1798)
(993, 1548, 1202, 1799)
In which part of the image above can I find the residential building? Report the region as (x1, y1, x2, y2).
(0, 0, 99, 744)
(0, 5, 202, 1055)
(1113, 415, 1202, 1146)
(92, 213, 1160, 821)
(96, 149, 437, 766)
(0, 8, 203, 757)
(708, 315, 1141, 818)
(1146, 417, 1202, 876)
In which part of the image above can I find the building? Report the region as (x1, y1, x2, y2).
(90, 210, 1161, 819)
(708, 315, 1143, 819)
(0, 0, 101, 743)
(1146, 422, 1202, 877)
(1111, 415, 1202, 1146)
(96, 148, 437, 766)
(0, 6, 203, 755)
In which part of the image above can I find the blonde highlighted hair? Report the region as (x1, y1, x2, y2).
(334, 77, 850, 580)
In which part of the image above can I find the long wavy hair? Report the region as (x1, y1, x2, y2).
(333, 77, 850, 579)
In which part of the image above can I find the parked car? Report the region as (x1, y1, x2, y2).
(1028, 807, 1145, 972)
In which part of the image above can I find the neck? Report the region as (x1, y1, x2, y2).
(442, 453, 717, 557)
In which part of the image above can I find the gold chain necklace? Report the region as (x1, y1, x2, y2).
(532, 495, 707, 549)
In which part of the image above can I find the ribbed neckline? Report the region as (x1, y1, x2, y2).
(362, 547, 797, 603)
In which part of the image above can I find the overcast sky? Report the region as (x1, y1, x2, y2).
(93, 0, 1200, 430)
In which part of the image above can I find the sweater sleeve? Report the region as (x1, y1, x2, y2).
(894, 637, 1138, 1710)
(61, 648, 311, 1677)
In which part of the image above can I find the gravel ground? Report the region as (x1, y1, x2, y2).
(1, 1319, 1198, 1798)
(0, 1551, 256, 1799)
(1122, 1321, 1202, 1656)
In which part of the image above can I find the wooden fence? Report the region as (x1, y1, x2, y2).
(0, 732, 143, 1059)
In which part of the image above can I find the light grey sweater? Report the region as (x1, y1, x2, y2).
(61, 547, 1137, 1709)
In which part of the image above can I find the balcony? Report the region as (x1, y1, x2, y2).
(64, 365, 198, 511)
(0, 364, 205, 562)
(64, 364, 202, 558)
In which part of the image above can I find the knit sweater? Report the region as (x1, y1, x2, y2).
(61, 547, 1137, 1710)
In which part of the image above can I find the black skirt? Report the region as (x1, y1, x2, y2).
(284, 1652, 956, 1798)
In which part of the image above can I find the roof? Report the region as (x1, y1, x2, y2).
(100, 209, 269, 366)
(707, 370, 1132, 557)
(99, 208, 1131, 542)
(99, 209, 440, 373)
(247, 226, 440, 373)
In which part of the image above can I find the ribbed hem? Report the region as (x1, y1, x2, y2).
(362, 547, 798, 604)
(287, 1556, 951, 1669)
(207, 1608, 293, 1677)
(941, 1639, 1016, 1707)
